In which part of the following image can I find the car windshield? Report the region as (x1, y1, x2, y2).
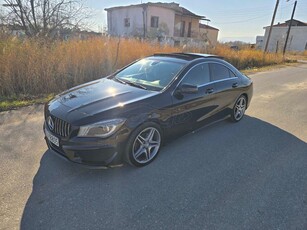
(114, 58, 185, 91)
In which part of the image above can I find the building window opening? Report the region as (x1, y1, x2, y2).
(151, 16, 159, 28)
(187, 22, 192, 37)
(124, 18, 130, 27)
(180, 21, 186, 37)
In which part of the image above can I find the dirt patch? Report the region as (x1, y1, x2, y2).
(284, 82, 307, 91)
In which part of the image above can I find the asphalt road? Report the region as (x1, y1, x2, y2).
(0, 64, 307, 230)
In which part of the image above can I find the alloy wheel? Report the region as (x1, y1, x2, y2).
(132, 127, 161, 164)
(234, 96, 246, 121)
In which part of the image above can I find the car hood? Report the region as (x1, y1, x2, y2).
(48, 78, 158, 122)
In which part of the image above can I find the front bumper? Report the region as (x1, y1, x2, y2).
(43, 123, 126, 168)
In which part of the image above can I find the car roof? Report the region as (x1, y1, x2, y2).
(153, 53, 223, 61)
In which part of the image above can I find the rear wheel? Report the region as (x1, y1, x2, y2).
(125, 122, 162, 167)
(230, 95, 247, 122)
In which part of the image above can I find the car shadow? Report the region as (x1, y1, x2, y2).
(20, 116, 307, 230)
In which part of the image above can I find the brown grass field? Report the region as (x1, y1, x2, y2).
(0, 36, 292, 100)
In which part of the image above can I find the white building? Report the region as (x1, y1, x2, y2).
(260, 19, 307, 52)
(256, 36, 264, 50)
(105, 2, 219, 47)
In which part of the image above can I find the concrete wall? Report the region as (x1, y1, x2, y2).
(174, 15, 199, 38)
(263, 26, 307, 52)
(107, 6, 145, 37)
(106, 5, 219, 48)
(146, 6, 175, 38)
(199, 28, 219, 47)
(107, 6, 175, 38)
(256, 36, 264, 50)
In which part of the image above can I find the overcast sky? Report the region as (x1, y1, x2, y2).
(86, 0, 307, 43)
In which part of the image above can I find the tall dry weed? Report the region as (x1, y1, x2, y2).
(0, 37, 284, 98)
(214, 44, 283, 69)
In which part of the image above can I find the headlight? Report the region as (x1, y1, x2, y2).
(78, 118, 125, 138)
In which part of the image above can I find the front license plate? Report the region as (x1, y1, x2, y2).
(45, 128, 59, 147)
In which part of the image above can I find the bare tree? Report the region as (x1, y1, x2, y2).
(2, 0, 90, 37)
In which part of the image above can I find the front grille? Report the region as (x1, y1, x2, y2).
(51, 116, 71, 137)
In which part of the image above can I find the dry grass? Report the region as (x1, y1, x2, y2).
(0, 37, 179, 97)
(0, 94, 54, 112)
(214, 44, 284, 70)
(0, 37, 285, 100)
(286, 50, 307, 61)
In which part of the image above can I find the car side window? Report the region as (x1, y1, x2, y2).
(229, 70, 237, 78)
(181, 63, 210, 86)
(210, 63, 233, 81)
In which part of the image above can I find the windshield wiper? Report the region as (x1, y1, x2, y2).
(114, 77, 147, 90)
(125, 81, 147, 90)
(113, 76, 127, 85)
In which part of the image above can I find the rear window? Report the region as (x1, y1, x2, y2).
(210, 63, 234, 81)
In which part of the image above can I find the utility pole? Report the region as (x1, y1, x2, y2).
(142, 9, 146, 38)
(264, 0, 280, 53)
(283, 0, 297, 56)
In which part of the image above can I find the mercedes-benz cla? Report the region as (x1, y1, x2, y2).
(44, 53, 253, 167)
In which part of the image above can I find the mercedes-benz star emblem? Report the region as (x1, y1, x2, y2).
(47, 116, 54, 131)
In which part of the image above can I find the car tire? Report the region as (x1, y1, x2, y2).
(125, 122, 162, 167)
(230, 95, 247, 122)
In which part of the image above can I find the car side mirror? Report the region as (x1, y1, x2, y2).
(178, 83, 198, 94)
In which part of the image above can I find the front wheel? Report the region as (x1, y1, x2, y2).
(125, 122, 162, 167)
(230, 95, 247, 122)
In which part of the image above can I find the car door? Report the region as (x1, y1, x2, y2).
(209, 63, 242, 118)
(169, 62, 216, 134)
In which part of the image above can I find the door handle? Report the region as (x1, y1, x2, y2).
(206, 88, 214, 94)
(232, 82, 238, 88)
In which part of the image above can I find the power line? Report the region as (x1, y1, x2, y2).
(207, 3, 294, 24)
(215, 14, 272, 25)
(203, 2, 294, 15)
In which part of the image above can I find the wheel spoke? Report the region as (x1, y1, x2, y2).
(149, 141, 159, 148)
(148, 145, 158, 156)
(145, 148, 150, 160)
(134, 146, 146, 159)
(137, 135, 146, 145)
(147, 128, 155, 141)
(239, 99, 244, 106)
